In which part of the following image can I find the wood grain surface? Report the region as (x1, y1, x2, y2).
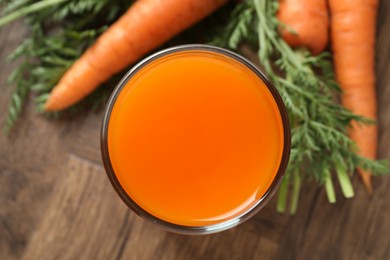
(1, 2, 390, 260)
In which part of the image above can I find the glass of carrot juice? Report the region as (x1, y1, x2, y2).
(101, 45, 290, 234)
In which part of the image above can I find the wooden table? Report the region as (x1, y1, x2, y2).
(1, 2, 390, 260)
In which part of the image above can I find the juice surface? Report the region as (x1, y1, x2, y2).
(108, 50, 284, 226)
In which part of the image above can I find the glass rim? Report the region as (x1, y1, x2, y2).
(100, 44, 291, 235)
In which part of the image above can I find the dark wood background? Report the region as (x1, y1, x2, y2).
(1, 2, 390, 260)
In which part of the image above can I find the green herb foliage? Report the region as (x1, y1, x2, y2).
(212, 0, 388, 212)
(1, 0, 132, 133)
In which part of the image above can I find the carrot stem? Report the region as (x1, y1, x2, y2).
(324, 169, 336, 203)
(0, 0, 68, 27)
(277, 174, 290, 213)
(336, 163, 354, 198)
(290, 172, 301, 214)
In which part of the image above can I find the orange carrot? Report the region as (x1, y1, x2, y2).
(277, 0, 329, 55)
(44, 0, 228, 111)
(329, 0, 378, 194)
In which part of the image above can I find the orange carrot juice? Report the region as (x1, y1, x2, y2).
(101, 45, 290, 232)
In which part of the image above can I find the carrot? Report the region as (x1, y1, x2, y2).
(44, 0, 228, 111)
(329, 0, 378, 194)
(277, 0, 329, 55)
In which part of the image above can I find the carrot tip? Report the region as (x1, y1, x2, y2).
(44, 95, 57, 112)
(364, 181, 373, 196)
(358, 170, 373, 196)
(44, 101, 52, 112)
